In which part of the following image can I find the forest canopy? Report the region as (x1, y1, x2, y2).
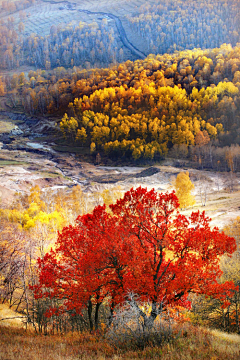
(2, 1, 240, 163)
(2, 43, 240, 161)
(1, 0, 240, 70)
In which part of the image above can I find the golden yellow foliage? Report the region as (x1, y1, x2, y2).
(173, 171, 195, 209)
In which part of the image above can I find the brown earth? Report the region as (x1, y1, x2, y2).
(0, 111, 239, 228)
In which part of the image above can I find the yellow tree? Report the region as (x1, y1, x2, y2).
(96, 186, 123, 210)
(173, 171, 195, 209)
(76, 127, 87, 145)
(59, 114, 78, 141)
(0, 77, 6, 96)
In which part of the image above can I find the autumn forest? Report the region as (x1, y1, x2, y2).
(1, 0, 240, 359)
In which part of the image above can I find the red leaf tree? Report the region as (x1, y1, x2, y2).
(34, 187, 237, 330)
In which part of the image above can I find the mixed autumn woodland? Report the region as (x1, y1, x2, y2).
(1, 0, 240, 358)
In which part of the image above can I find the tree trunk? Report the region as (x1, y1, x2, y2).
(87, 299, 93, 331)
(108, 302, 115, 327)
(95, 302, 101, 330)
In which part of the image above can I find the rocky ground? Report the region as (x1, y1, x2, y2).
(0, 110, 239, 229)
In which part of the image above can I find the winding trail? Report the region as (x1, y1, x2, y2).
(77, 9, 147, 59)
(41, 0, 147, 59)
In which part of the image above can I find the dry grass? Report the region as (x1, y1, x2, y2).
(0, 114, 24, 133)
(0, 304, 26, 329)
(0, 120, 15, 134)
(0, 323, 239, 360)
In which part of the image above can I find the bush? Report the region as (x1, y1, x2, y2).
(106, 294, 187, 350)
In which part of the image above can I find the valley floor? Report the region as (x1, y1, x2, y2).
(0, 111, 240, 230)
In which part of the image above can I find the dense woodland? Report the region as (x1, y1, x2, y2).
(0, 0, 125, 71)
(2, 43, 240, 165)
(0, 17, 124, 70)
(126, 0, 240, 54)
(1, 0, 240, 71)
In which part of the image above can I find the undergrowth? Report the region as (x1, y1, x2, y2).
(0, 323, 239, 360)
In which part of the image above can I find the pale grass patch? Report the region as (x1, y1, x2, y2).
(0, 120, 15, 133)
(0, 304, 25, 328)
(210, 329, 240, 357)
(211, 329, 240, 343)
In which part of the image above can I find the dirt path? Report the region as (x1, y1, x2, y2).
(41, 0, 147, 59)
(77, 9, 147, 59)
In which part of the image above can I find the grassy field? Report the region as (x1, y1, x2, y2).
(0, 322, 239, 360)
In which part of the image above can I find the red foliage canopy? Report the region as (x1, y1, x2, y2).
(34, 187, 237, 327)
